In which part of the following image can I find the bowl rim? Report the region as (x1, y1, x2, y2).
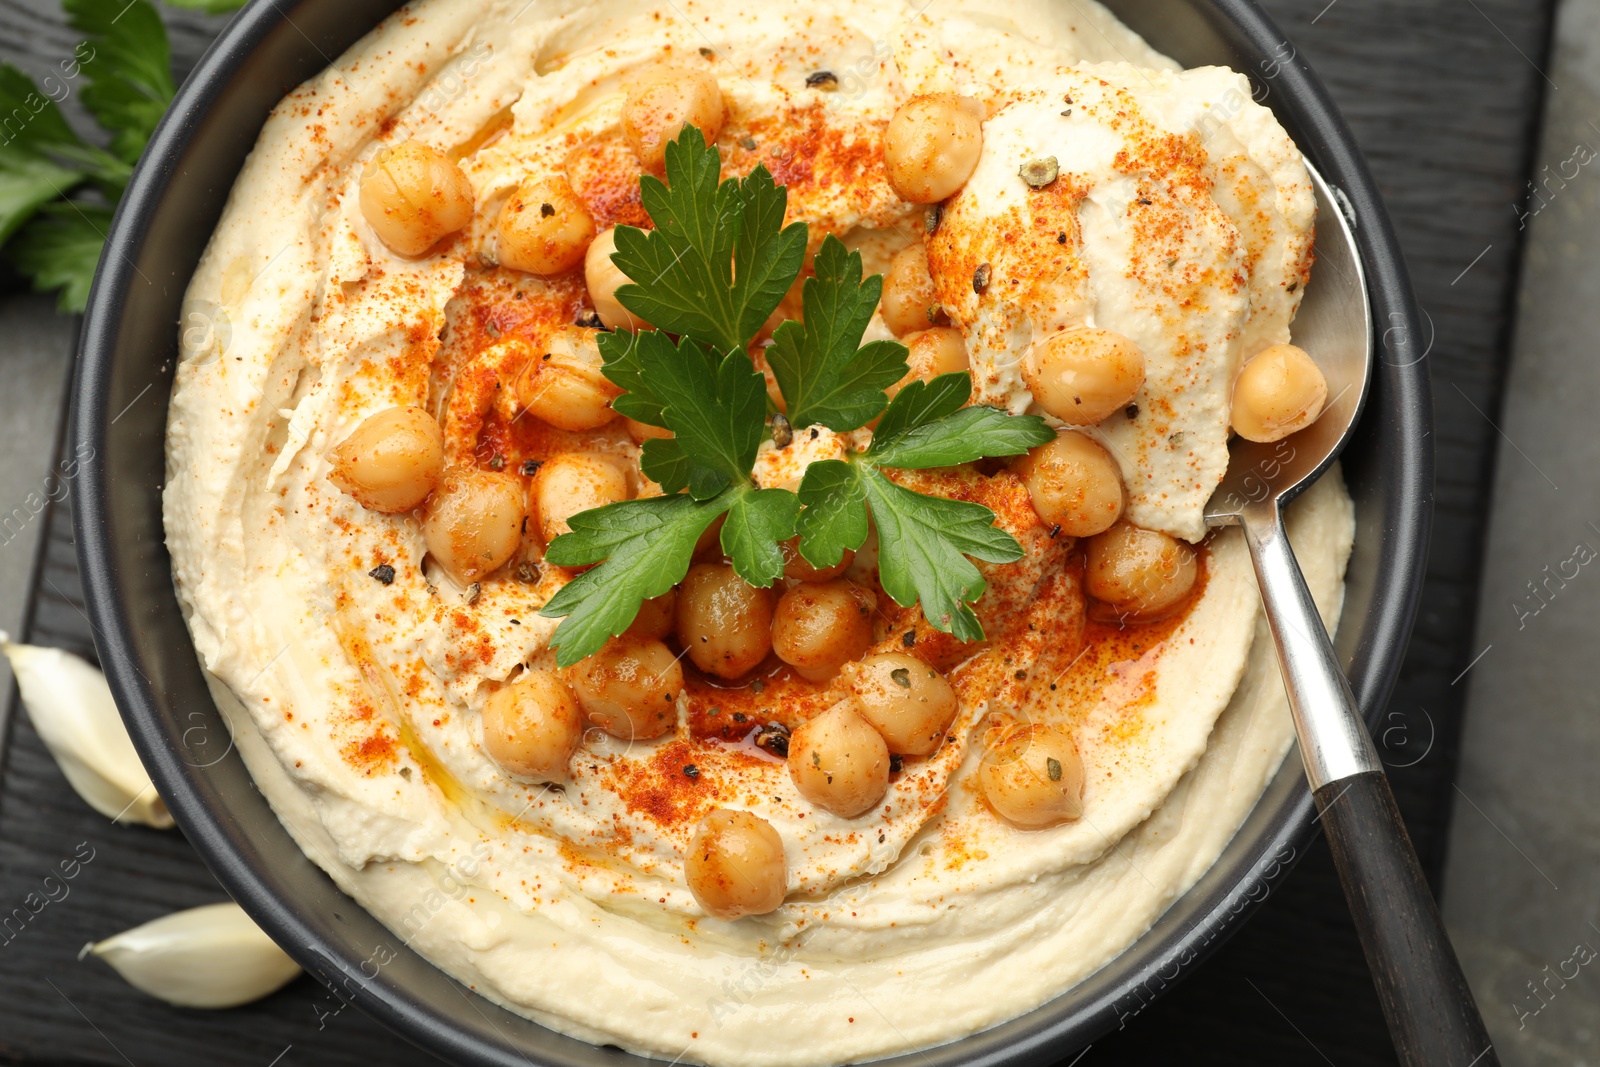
(70, 0, 1432, 1063)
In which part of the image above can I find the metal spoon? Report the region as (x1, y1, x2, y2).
(1203, 162, 1498, 1067)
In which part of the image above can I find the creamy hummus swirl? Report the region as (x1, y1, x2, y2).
(164, 1, 1353, 1063)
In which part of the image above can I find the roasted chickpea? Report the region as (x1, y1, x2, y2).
(883, 94, 984, 203)
(771, 580, 875, 682)
(625, 590, 677, 641)
(359, 140, 474, 257)
(569, 636, 683, 740)
(480, 669, 583, 781)
(585, 228, 653, 332)
(677, 563, 775, 679)
(788, 700, 891, 818)
(1014, 431, 1123, 537)
(880, 244, 941, 336)
(780, 537, 852, 582)
(1022, 328, 1145, 425)
(1231, 343, 1327, 443)
(329, 406, 444, 513)
(531, 452, 632, 546)
(1084, 521, 1198, 617)
(622, 66, 725, 170)
(889, 327, 969, 399)
(979, 724, 1085, 828)
(522, 326, 621, 431)
(686, 809, 787, 921)
(496, 177, 595, 276)
(846, 652, 959, 756)
(422, 468, 525, 584)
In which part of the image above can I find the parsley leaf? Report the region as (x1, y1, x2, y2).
(0, 66, 95, 243)
(870, 371, 970, 447)
(868, 374, 1054, 469)
(542, 493, 728, 667)
(596, 328, 669, 426)
(0, 150, 84, 249)
(65, 0, 176, 164)
(767, 235, 908, 430)
(638, 437, 693, 495)
(8, 201, 112, 312)
(858, 466, 1025, 643)
(540, 483, 798, 665)
(795, 459, 870, 569)
(632, 333, 767, 499)
(608, 127, 805, 353)
(160, 0, 250, 11)
(0, 0, 182, 310)
(720, 487, 800, 587)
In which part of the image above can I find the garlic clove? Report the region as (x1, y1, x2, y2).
(0, 633, 174, 828)
(83, 902, 302, 1009)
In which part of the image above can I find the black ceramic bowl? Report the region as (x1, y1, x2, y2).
(72, 2, 1429, 1063)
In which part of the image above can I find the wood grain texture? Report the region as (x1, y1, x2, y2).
(0, 0, 1554, 1063)
(1315, 773, 1496, 1067)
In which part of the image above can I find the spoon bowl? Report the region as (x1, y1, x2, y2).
(1205, 161, 1371, 523)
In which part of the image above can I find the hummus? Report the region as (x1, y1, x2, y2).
(164, 1, 1354, 1064)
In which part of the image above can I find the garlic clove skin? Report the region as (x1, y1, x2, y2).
(84, 902, 302, 1009)
(0, 633, 174, 829)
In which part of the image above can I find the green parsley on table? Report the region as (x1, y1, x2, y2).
(0, 0, 247, 312)
(540, 127, 1054, 666)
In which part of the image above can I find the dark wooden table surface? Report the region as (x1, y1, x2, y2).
(0, 0, 1553, 1064)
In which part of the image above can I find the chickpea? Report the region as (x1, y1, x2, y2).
(496, 177, 595, 276)
(771, 580, 875, 682)
(1231, 343, 1328, 443)
(622, 66, 725, 171)
(422, 468, 525, 584)
(625, 417, 673, 443)
(880, 244, 940, 336)
(531, 452, 633, 546)
(522, 326, 621, 431)
(694, 515, 728, 562)
(686, 809, 787, 921)
(883, 94, 984, 204)
(1014, 431, 1123, 537)
(329, 406, 444, 513)
(359, 140, 474, 257)
(585, 228, 653, 332)
(677, 563, 775, 679)
(845, 652, 958, 756)
(979, 724, 1085, 828)
(787, 700, 891, 818)
(1084, 521, 1198, 617)
(1022, 328, 1146, 426)
(625, 589, 677, 641)
(780, 537, 852, 582)
(480, 669, 583, 781)
(569, 636, 683, 740)
(889, 327, 969, 399)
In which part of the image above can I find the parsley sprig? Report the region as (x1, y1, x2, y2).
(0, 0, 247, 311)
(540, 128, 1053, 666)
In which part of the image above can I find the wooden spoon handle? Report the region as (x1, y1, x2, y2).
(1316, 771, 1498, 1067)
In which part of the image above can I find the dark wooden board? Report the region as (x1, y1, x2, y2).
(0, 0, 1553, 1063)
